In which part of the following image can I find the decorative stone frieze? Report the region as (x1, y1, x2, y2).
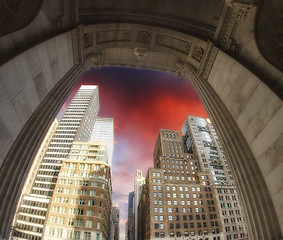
(90, 52, 102, 69)
(136, 31, 151, 43)
(192, 45, 204, 62)
(197, 41, 219, 80)
(134, 47, 149, 59)
(71, 25, 85, 64)
(174, 58, 193, 77)
(156, 33, 191, 55)
(96, 30, 132, 44)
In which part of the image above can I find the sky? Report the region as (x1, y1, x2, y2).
(60, 67, 208, 238)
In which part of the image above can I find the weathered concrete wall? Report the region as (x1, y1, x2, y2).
(207, 50, 283, 235)
(0, 31, 74, 168)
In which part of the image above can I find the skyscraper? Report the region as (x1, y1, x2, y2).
(138, 129, 222, 239)
(110, 203, 120, 240)
(11, 85, 99, 240)
(133, 170, 145, 240)
(125, 191, 134, 240)
(90, 117, 114, 166)
(182, 116, 248, 239)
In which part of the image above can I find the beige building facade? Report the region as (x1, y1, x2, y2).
(44, 141, 112, 240)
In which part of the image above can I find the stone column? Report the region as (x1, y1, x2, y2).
(0, 58, 91, 239)
(189, 70, 282, 239)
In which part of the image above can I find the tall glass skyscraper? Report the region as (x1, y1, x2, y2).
(90, 117, 114, 166)
(11, 85, 99, 240)
(182, 116, 248, 239)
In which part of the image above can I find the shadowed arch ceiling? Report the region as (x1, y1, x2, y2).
(79, 0, 224, 40)
(255, 0, 283, 72)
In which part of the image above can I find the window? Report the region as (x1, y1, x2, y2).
(97, 222, 101, 230)
(87, 210, 94, 216)
(90, 190, 96, 196)
(75, 219, 82, 227)
(84, 232, 91, 240)
(74, 231, 81, 239)
(77, 209, 84, 215)
(58, 217, 65, 224)
(67, 218, 74, 226)
(88, 200, 95, 206)
(85, 220, 93, 228)
(50, 216, 57, 224)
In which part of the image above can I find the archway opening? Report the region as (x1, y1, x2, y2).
(11, 66, 250, 240)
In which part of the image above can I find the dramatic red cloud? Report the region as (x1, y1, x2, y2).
(66, 67, 208, 237)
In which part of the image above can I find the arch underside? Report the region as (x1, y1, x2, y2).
(0, 2, 282, 239)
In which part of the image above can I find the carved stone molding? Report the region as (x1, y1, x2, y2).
(192, 45, 205, 62)
(134, 47, 149, 59)
(215, 4, 254, 54)
(84, 32, 93, 49)
(96, 30, 132, 44)
(224, 0, 256, 8)
(90, 52, 102, 69)
(136, 31, 151, 43)
(71, 25, 85, 64)
(216, 7, 239, 52)
(156, 33, 191, 55)
(198, 41, 219, 80)
(174, 58, 194, 77)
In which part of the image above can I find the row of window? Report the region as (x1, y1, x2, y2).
(58, 179, 105, 187)
(31, 189, 53, 196)
(154, 230, 220, 238)
(18, 207, 46, 217)
(21, 200, 48, 208)
(35, 176, 58, 183)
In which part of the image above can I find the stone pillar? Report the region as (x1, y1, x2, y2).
(0, 58, 91, 239)
(189, 69, 282, 239)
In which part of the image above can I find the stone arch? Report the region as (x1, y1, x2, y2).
(0, 18, 282, 240)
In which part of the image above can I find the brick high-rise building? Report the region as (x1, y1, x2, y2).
(43, 141, 112, 240)
(138, 129, 223, 239)
(182, 116, 248, 239)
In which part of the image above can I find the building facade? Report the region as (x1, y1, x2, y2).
(110, 203, 120, 240)
(138, 129, 223, 240)
(11, 86, 100, 240)
(182, 116, 248, 239)
(43, 141, 112, 240)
